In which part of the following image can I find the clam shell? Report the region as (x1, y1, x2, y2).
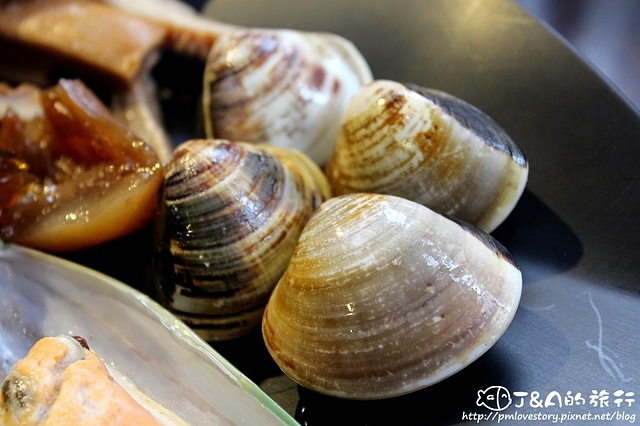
(152, 139, 331, 341)
(326, 80, 529, 232)
(262, 193, 522, 399)
(203, 29, 373, 166)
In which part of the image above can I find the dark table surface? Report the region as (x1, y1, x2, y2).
(517, 0, 640, 112)
(59, 0, 640, 424)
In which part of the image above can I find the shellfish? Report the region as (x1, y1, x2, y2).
(326, 80, 528, 233)
(152, 139, 331, 341)
(262, 193, 522, 399)
(202, 28, 373, 166)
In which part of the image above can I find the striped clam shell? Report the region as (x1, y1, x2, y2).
(203, 28, 373, 166)
(262, 193, 522, 399)
(152, 139, 331, 341)
(326, 80, 529, 233)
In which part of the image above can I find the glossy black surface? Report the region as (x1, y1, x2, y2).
(65, 0, 640, 424)
(203, 0, 640, 424)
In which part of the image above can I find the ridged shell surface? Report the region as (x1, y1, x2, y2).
(152, 139, 331, 341)
(262, 193, 522, 399)
(326, 80, 528, 232)
(203, 29, 373, 166)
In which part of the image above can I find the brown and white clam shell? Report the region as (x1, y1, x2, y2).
(203, 29, 373, 166)
(262, 193, 522, 399)
(152, 139, 331, 341)
(326, 80, 528, 232)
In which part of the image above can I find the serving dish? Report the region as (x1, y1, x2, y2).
(0, 242, 297, 425)
(200, 0, 640, 423)
(3, 0, 639, 424)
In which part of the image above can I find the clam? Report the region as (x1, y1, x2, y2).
(326, 80, 528, 233)
(152, 139, 331, 341)
(201, 26, 373, 166)
(262, 193, 522, 399)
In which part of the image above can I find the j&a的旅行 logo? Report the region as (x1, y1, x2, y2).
(466, 386, 637, 424)
(476, 386, 636, 411)
(477, 386, 513, 411)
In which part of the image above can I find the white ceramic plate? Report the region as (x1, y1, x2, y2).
(0, 241, 298, 426)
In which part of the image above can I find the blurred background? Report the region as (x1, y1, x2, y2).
(517, 0, 640, 110)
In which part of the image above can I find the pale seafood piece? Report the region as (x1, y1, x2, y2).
(263, 193, 522, 399)
(326, 80, 529, 233)
(0, 83, 43, 121)
(0, 0, 166, 88)
(152, 139, 331, 341)
(111, 73, 174, 164)
(0, 335, 187, 425)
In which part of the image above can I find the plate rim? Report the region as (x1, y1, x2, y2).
(0, 240, 299, 426)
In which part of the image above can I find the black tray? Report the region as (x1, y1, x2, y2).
(65, 0, 640, 424)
